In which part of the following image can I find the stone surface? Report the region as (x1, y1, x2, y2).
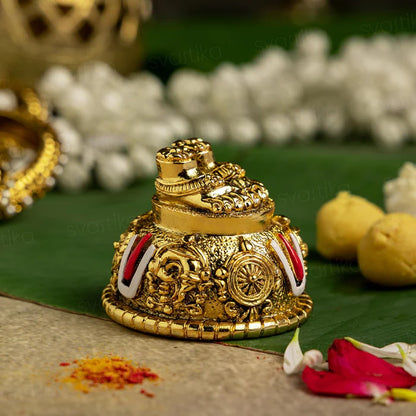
(0, 295, 412, 415)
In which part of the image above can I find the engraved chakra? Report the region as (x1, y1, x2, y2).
(227, 253, 274, 307)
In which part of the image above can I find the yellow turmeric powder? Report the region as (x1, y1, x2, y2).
(59, 356, 158, 394)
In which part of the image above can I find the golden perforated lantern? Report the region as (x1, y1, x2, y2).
(0, 0, 150, 84)
(102, 138, 313, 340)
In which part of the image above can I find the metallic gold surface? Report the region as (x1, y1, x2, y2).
(103, 138, 313, 340)
(0, 0, 150, 84)
(153, 139, 274, 235)
(0, 86, 61, 219)
(0, 81, 48, 120)
(102, 285, 312, 341)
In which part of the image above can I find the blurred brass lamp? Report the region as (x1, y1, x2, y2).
(0, 83, 62, 219)
(0, 0, 151, 85)
(102, 138, 313, 340)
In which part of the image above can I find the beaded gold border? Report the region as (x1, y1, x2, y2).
(102, 284, 313, 341)
(0, 111, 62, 219)
(0, 82, 48, 121)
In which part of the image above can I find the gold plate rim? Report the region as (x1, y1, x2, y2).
(102, 284, 313, 341)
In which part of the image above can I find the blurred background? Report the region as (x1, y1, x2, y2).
(1, 0, 416, 197)
(1, 0, 416, 82)
(153, 0, 415, 18)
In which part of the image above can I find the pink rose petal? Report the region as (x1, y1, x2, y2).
(328, 339, 416, 388)
(302, 366, 388, 398)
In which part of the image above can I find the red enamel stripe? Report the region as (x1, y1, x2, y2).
(278, 233, 304, 281)
(123, 233, 152, 282)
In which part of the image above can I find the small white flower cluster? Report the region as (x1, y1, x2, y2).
(38, 30, 416, 192)
(384, 162, 416, 217)
(169, 30, 416, 147)
(38, 62, 192, 192)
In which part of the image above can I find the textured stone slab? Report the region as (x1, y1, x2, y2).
(0, 296, 412, 416)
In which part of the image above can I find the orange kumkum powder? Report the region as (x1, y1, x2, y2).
(59, 356, 158, 394)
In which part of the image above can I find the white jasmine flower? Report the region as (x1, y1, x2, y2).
(384, 162, 416, 216)
(283, 328, 325, 375)
(58, 159, 91, 193)
(96, 152, 134, 192)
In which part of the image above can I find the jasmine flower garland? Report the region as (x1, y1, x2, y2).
(35, 30, 416, 192)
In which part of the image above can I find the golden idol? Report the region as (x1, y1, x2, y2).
(102, 138, 312, 340)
